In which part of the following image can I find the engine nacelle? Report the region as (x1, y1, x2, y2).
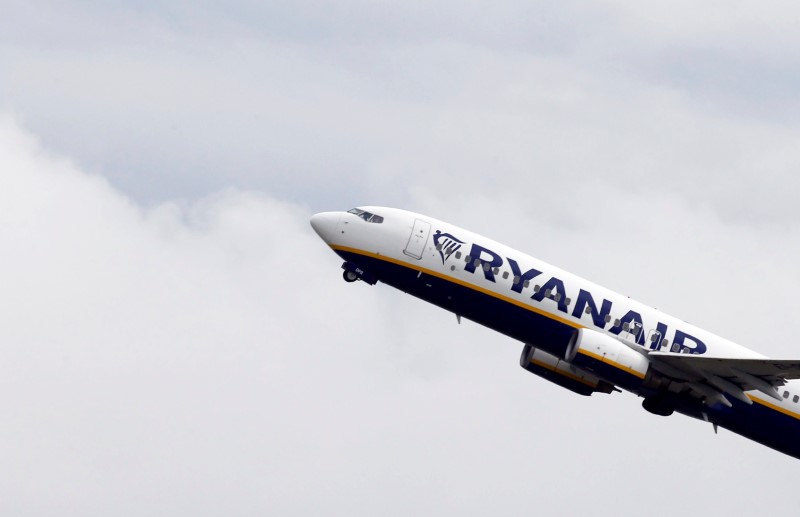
(565, 328, 650, 389)
(520, 344, 615, 396)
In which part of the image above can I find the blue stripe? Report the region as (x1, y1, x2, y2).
(707, 398, 800, 458)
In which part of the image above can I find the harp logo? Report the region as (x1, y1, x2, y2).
(432, 230, 464, 264)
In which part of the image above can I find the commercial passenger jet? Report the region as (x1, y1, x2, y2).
(310, 206, 800, 459)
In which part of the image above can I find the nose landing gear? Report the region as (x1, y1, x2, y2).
(341, 261, 378, 285)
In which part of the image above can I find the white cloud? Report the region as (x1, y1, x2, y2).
(3, 2, 800, 513)
(1, 116, 799, 516)
(4, 0, 800, 224)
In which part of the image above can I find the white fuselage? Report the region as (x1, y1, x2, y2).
(311, 206, 800, 458)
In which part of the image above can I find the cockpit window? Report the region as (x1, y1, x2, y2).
(347, 208, 384, 223)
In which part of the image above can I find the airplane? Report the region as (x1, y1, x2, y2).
(310, 206, 800, 459)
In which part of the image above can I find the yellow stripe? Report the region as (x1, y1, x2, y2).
(334, 245, 800, 419)
(748, 395, 800, 420)
(331, 245, 582, 329)
(530, 359, 598, 388)
(577, 348, 647, 379)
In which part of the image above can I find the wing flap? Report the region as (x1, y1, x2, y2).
(647, 352, 797, 403)
(648, 353, 800, 381)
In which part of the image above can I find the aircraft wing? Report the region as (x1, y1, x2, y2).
(647, 351, 800, 404)
(649, 353, 800, 381)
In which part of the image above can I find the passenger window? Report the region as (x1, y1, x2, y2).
(784, 391, 790, 399)
(604, 314, 611, 323)
(565, 298, 571, 305)
(794, 395, 799, 403)
(456, 251, 462, 259)
(524, 280, 530, 288)
(513, 276, 520, 285)
(533, 285, 540, 292)
(614, 319, 621, 326)
(671, 343, 679, 352)
(450, 265, 456, 271)
(585, 307, 592, 315)
(544, 289, 552, 297)
(493, 267, 500, 275)
(502, 271, 509, 279)
(662, 339, 669, 347)
(482, 263, 490, 271)
(554, 293, 562, 302)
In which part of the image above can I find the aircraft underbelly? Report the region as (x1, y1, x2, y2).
(336, 249, 575, 358)
(334, 246, 800, 460)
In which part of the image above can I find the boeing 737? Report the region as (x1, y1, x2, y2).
(310, 206, 800, 459)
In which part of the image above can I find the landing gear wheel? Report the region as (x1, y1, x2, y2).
(343, 270, 358, 283)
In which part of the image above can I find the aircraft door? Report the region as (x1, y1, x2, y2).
(404, 219, 431, 260)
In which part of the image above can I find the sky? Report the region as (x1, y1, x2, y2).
(2, 1, 800, 515)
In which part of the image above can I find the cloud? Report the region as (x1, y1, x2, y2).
(4, 2, 800, 513)
(4, 0, 800, 227)
(1, 115, 799, 516)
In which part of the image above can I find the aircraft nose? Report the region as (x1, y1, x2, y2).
(310, 212, 341, 244)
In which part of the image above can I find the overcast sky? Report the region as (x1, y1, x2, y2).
(2, 2, 800, 515)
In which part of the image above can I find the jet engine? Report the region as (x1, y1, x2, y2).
(564, 328, 650, 389)
(520, 344, 615, 396)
